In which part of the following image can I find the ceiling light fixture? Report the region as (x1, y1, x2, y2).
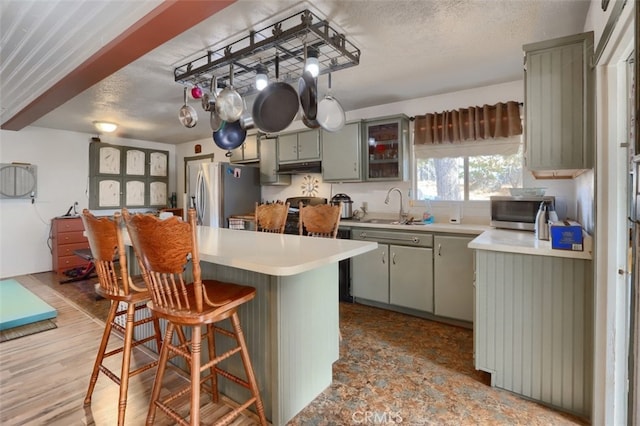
(255, 64, 269, 91)
(305, 47, 319, 78)
(93, 121, 118, 133)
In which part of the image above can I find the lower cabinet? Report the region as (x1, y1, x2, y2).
(351, 230, 433, 312)
(474, 250, 593, 417)
(389, 245, 434, 312)
(433, 235, 474, 322)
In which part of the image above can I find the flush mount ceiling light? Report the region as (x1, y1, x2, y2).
(255, 64, 269, 90)
(305, 47, 319, 78)
(93, 121, 118, 133)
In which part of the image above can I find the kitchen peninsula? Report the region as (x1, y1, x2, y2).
(469, 229, 593, 419)
(128, 226, 377, 426)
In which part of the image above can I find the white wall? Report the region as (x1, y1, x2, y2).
(0, 127, 176, 278)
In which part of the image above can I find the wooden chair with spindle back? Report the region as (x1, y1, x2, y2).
(81, 209, 163, 426)
(298, 202, 342, 238)
(121, 208, 267, 426)
(254, 201, 289, 233)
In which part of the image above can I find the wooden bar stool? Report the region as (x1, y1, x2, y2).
(254, 201, 289, 233)
(298, 202, 342, 238)
(81, 209, 163, 426)
(122, 208, 267, 426)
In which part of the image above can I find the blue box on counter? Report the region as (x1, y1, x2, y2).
(550, 221, 583, 251)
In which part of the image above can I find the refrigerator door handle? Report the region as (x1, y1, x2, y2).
(195, 169, 205, 225)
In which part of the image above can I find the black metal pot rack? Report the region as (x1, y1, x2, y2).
(173, 9, 360, 97)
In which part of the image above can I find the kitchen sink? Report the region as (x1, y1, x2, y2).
(360, 218, 400, 224)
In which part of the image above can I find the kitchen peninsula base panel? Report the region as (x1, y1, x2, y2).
(200, 262, 340, 426)
(474, 250, 593, 419)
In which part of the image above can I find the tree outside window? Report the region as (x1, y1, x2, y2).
(415, 145, 523, 201)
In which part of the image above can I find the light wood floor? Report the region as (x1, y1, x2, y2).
(0, 275, 260, 426)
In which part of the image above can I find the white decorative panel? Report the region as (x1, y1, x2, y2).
(125, 180, 145, 206)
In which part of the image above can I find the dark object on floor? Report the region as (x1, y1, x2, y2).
(0, 319, 57, 343)
(60, 248, 96, 283)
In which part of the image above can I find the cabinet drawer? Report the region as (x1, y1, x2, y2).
(55, 230, 88, 245)
(54, 218, 84, 233)
(56, 242, 90, 258)
(56, 255, 90, 270)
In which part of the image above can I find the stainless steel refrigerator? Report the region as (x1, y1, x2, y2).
(186, 162, 260, 227)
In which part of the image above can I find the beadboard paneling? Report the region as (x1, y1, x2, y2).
(475, 250, 593, 418)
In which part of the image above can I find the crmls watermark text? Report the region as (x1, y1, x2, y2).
(351, 411, 403, 424)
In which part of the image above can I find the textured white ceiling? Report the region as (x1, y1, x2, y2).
(1, 0, 591, 144)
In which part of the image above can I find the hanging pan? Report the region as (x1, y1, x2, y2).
(178, 87, 198, 128)
(212, 120, 247, 155)
(298, 44, 317, 121)
(215, 63, 244, 122)
(252, 55, 299, 133)
(316, 73, 345, 132)
(208, 77, 223, 132)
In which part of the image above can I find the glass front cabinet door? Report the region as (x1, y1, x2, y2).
(364, 115, 409, 181)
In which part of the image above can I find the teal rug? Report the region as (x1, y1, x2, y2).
(0, 279, 57, 331)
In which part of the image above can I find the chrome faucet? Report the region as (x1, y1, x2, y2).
(384, 187, 407, 223)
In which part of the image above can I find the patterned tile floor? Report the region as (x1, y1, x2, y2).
(31, 272, 587, 425)
(289, 302, 588, 426)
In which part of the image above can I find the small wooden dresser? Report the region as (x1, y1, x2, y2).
(51, 216, 91, 274)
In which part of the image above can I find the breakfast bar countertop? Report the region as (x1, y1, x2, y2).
(468, 228, 593, 260)
(194, 226, 377, 276)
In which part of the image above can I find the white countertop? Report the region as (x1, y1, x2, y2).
(184, 227, 377, 276)
(340, 219, 489, 235)
(468, 228, 593, 260)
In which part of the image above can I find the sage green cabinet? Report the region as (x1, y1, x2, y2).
(523, 32, 594, 172)
(277, 129, 321, 163)
(433, 235, 474, 322)
(351, 230, 433, 312)
(363, 115, 409, 181)
(352, 243, 389, 303)
(389, 245, 434, 312)
(230, 133, 259, 163)
(259, 135, 290, 186)
(321, 121, 363, 182)
(474, 250, 593, 417)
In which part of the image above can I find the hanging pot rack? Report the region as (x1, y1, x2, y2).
(173, 9, 360, 98)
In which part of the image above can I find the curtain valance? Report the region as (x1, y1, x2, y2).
(414, 101, 522, 145)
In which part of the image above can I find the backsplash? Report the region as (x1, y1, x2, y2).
(262, 172, 580, 226)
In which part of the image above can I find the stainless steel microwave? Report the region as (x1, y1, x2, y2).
(490, 196, 555, 231)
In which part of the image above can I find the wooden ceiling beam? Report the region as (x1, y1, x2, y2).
(1, 0, 237, 131)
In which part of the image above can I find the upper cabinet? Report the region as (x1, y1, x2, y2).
(277, 129, 321, 163)
(229, 134, 260, 164)
(259, 135, 291, 186)
(322, 121, 363, 182)
(89, 142, 169, 209)
(363, 115, 409, 181)
(523, 32, 594, 176)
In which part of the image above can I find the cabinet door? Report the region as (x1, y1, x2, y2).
(524, 32, 593, 171)
(322, 122, 362, 182)
(390, 245, 433, 312)
(364, 116, 409, 181)
(243, 134, 259, 161)
(278, 133, 299, 162)
(434, 235, 474, 322)
(352, 243, 389, 303)
(297, 129, 320, 160)
(259, 137, 290, 186)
